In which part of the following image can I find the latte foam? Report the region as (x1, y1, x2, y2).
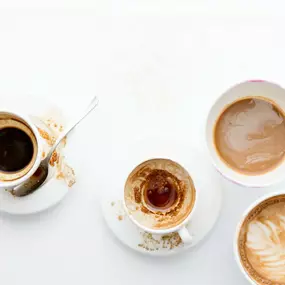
(238, 196, 285, 284)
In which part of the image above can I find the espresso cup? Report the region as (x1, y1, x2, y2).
(123, 158, 197, 244)
(0, 110, 42, 190)
(206, 80, 285, 187)
(234, 191, 285, 285)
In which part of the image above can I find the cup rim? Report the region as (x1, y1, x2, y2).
(233, 190, 285, 285)
(205, 79, 285, 188)
(0, 110, 42, 188)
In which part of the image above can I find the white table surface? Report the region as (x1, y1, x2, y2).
(0, 1, 285, 284)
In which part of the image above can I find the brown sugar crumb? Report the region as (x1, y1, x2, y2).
(161, 233, 182, 249)
(118, 215, 123, 221)
(138, 232, 183, 251)
(37, 127, 55, 146)
(61, 136, 67, 147)
(42, 151, 46, 158)
(67, 179, 76, 188)
(56, 172, 64, 180)
(38, 127, 50, 141)
(59, 125, 64, 132)
(54, 123, 57, 127)
(49, 151, 59, 166)
(134, 187, 141, 203)
(111, 202, 115, 207)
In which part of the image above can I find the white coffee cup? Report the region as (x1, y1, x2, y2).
(206, 80, 285, 187)
(123, 158, 197, 244)
(234, 191, 285, 285)
(0, 110, 42, 190)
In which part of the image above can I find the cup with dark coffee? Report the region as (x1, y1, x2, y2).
(124, 158, 196, 243)
(0, 111, 42, 190)
(206, 80, 285, 187)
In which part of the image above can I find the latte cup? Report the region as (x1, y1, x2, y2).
(206, 80, 285, 187)
(123, 158, 197, 244)
(234, 191, 285, 285)
(0, 110, 42, 190)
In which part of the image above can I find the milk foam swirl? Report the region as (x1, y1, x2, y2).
(246, 215, 285, 282)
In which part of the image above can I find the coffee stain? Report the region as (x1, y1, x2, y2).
(134, 187, 141, 203)
(37, 117, 76, 189)
(138, 232, 182, 251)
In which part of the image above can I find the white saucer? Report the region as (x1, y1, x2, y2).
(102, 142, 222, 256)
(0, 95, 76, 215)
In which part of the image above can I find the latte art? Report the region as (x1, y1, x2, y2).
(246, 216, 285, 282)
(238, 197, 285, 284)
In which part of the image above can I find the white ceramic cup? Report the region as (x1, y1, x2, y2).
(0, 110, 42, 190)
(206, 80, 285, 187)
(234, 191, 285, 285)
(123, 159, 197, 244)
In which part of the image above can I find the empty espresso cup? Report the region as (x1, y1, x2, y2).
(0, 110, 42, 190)
(206, 80, 285, 187)
(123, 158, 197, 244)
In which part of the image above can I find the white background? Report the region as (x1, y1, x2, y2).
(0, 1, 285, 284)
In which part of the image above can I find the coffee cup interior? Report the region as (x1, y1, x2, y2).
(124, 158, 196, 234)
(234, 192, 285, 284)
(0, 111, 41, 187)
(206, 80, 285, 187)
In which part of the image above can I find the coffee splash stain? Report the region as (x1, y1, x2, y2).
(138, 232, 182, 251)
(112, 199, 183, 252)
(37, 117, 76, 188)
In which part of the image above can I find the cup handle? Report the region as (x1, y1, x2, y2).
(178, 226, 192, 244)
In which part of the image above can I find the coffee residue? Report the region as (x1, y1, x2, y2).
(138, 232, 183, 251)
(37, 118, 76, 188)
(49, 151, 59, 167)
(132, 169, 183, 216)
(134, 186, 141, 203)
(144, 169, 178, 210)
(141, 206, 151, 214)
(38, 127, 55, 146)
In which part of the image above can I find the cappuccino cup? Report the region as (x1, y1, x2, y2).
(0, 110, 42, 190)
(234, 192, 285, 284)
(123, 158, 197, 244)
(206, 80, 285, 187)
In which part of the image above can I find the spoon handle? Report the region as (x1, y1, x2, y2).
(46, 96, 99, 161)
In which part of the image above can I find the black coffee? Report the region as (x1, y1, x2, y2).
(0, 127, 34, 172)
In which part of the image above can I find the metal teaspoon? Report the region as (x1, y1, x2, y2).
(12, 96, 99, 197)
